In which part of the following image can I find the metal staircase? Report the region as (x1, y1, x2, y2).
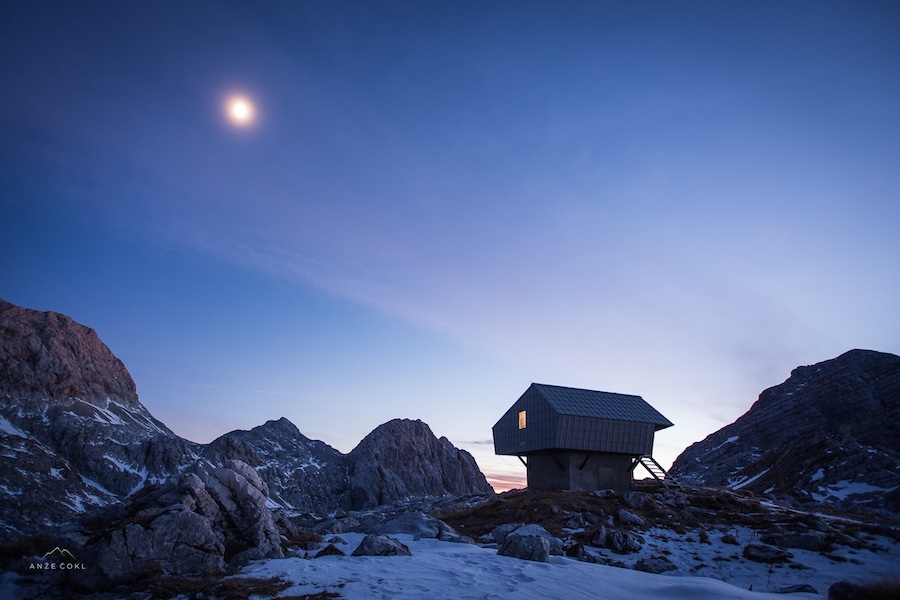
(631, 455, 681, 489)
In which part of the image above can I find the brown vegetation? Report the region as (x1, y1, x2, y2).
(433, 484, 900, 552)
(127, 575, 339, 600)
(861, 578, 900, 600)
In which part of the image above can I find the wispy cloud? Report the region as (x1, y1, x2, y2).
(135, 379, 347, 400)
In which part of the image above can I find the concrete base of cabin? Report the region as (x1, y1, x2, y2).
(525, 451, 634, 493)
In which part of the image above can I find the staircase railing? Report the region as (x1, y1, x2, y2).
(631, 455, 682, 489)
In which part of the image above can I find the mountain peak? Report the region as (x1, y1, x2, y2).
(349, 417, 493, 509)
(0, 298, 139, 404)
(671, 349, 900, 513)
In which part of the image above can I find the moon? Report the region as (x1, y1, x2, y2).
(225, 95, 255, 126)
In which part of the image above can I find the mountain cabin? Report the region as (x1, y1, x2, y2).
(493, 383, 675, 492)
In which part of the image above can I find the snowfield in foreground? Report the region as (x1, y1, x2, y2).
(243, 533, 826, 600)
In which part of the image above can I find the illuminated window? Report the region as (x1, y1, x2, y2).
(518, 410, 526, 429)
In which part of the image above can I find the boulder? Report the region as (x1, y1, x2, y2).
(498, 533, 550, 563)
(79, 505, 224, 590)
(73, 461, 284, 591)
(828, 581, 872, 600)
(437, 521, 474, 544)
(360, 511, 440, 539)
(742, 543, 793, 564)
(313, 516, 361, 535)
(659, 491, 689, 508)
(624, 491, 649, 509)
(351, 534, 412, 557)
(359, 511, 473, 544)
(591, 526, 643, 554)
(564, 513, 586, 529)
(616, 508, 645, 527)
(491, 523, 523, 546)
(198, 460, 284, 565)
(634, 556, 677, 574)
(492, 523, 562, 555)
(314, 544, 346, 558)
(721, 533, 740, 545)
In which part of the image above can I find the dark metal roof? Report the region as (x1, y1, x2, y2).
(532, 383, 673, 430)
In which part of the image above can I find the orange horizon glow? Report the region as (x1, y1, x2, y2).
(486, 473, 526, 493)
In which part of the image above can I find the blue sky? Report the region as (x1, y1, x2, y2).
(2, 1, 899, 490)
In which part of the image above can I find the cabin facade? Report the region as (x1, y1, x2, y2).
(493, 383, 674, 492)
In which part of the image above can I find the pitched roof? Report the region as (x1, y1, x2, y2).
(532, 383, 673, 429)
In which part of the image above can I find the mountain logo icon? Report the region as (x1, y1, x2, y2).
(41, 547, 76, 560)
(30, 546, 85, 571)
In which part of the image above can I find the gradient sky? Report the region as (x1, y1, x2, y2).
(2, 1, 899, 491)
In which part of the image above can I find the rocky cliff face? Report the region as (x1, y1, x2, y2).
(670, 349, 900, 513)
(202, 417, 351, 512)
(0, 298, 494, 542)
(0, 299, 198, 539)
(348, 419, 494, 510)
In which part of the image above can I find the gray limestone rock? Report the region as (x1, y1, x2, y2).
(634, 556, 678, 574)
(591, 526, 643, 554)
(359, 511, 473, 544)
(491, 523, 562, 555)
(347, 419, 493, 510)
(616, 508, 645, 527)
(79, 505, 225, 590)
(314, 543, 346, 558)
(742, 543, 793, 564)
(436, 521, 473, 544)
(491, 523, 523, 546)
(623, 491, 650, 509)
(351, 534, 412, 557)
(498, 533, 550, 563)
(73, 461, 283, 591)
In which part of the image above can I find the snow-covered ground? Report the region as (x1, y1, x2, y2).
(241, 533, 835, 600)
(593, 525, 899, 595)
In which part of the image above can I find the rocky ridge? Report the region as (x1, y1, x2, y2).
(0, 297, 492, 544)
(670, 349, 900, 514)
(348, 418, 492, 510)
(201, 417, 350, 513)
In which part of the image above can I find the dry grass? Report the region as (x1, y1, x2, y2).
(129, 574, 340, 600)
(0, 532, 56, 569)
(433, 485, 900, 553)
(433, 489, 621, 538)
(284, 530, 324, 550)
(862, 578, 900, 599)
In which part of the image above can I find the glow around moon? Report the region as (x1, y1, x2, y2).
(225, 95, 255, 126)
